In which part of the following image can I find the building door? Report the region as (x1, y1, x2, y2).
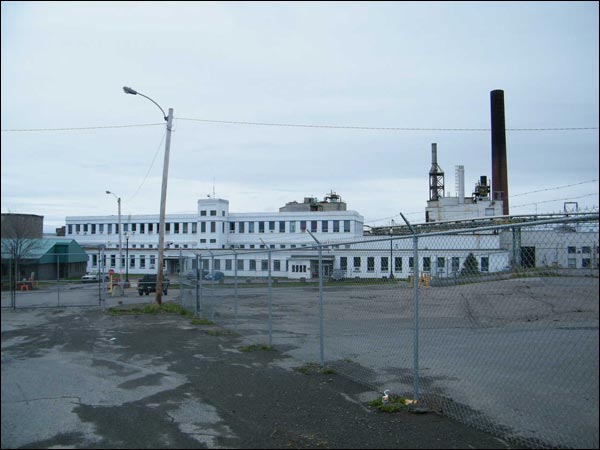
(521, 246, 536, 269)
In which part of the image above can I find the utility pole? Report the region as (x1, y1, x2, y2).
(124, 86, 174, 306)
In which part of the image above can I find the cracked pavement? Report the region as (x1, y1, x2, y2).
(2, 305, 510, 449)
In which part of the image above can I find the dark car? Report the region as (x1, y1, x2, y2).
(204, 270, 224, 281)
(137, 274, 169, 296)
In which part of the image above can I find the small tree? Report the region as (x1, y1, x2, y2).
(461, 252, 480, 277)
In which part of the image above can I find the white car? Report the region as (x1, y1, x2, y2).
(81, 272, 109, 282)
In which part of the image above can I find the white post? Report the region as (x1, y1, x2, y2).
(156, 107, 174, 305)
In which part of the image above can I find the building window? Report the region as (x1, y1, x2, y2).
(581, 246, 591, 254)
(165, 223, 170, 234)
(249, 260, 256, 270)
(259, 221, 265, 233)
(322, 221, 328, 232)
(150, 255, 155, 268)
(214, 259, 221, 270)
(367, 257, 375, 272)
(582, 258, 591, 268)
(300, 221, 306, 231)
(225, 259, 232, 271)
(110, 254, 116, 267)
(148, 223, 153, 233)
(452, 257, 460, 273)
(289, 221, 296, 233)
(91, 224, 96, 234)
(140, 256, 146, 269)
(237, 259, 244, 271)
(210, 210, 217, 216)
(333, 221, 340, 233)
(201, 222, 206, 233)
(344, 220, 351, 232)
(423, 257, 431, 272)
(238, 222, 245, 233)
(130, 257, 135, 268)
(279, 221, 285, 233)
(67, 224, 73, 234)
(108, 224, 112, 234)
(99, 224, 104, 233)
(210, 222, 216, 233)
(381, 257, 388, 272)
(353, 257, 361, 270)
(437, 257, 446, 272)
(261, 260, 268, 271)
(480, 257, 489, 272)
(567, 246, 576, 254)
(200, 210, 207, 216)
(274, 260, 281, 271)
(210, 239, 216, 243)
(340, 257, 347, 271)
(311, 221, 317, 233)
(248, 222, 255, 233)
(394, 257, 402, 272)
(269, 221, 275, 232)
(183, 223, 188, 234)
(92, 254, 98, 267)
(409, 257, 414, 270)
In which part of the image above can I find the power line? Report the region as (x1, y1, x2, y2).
(178, 117, 598, 132)
(511, 192, 599, 208)
(511, 179, 599, 197)
(0, 123, 164, 132)
(125, 130, 167, 202)
(2, 119, 598, 133)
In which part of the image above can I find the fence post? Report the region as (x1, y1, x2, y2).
(268, 247, 273, 346)
(306, 230, 325, 367)
(234, 248, 238, 331)
(401, 213, 419, 401)
(195, 253, 200, 316)
(318, 243, 324, 366)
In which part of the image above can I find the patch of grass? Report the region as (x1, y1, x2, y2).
(190, 317, 214, 325)
(294, 363, 335, 375)
(239, 344, 276, 352)
(369, 395, 412, 413)
(107, 303, 192, 317)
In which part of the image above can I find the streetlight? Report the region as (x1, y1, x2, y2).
(106, 190, 123, 283)
(123, 86, 174, 305)
(389, 224, 394, 279)
(124, 233, 129, 285)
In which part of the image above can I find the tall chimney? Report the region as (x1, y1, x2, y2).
(455, 165, 465, 204)
(490, 90, 509, 215)
(429, 143, 445, 201)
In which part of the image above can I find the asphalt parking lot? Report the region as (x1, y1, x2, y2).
(1, 303, 511, 449)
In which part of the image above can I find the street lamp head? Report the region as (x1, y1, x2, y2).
(123, 86, 138, 95)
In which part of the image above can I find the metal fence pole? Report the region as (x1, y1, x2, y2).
(234, 249, 238, 331)
(401, 213, 419, 401)
(267, 247, 273, 346)
(318, 243, 324, 367)
(195, 253, 200, 316)
(306, 230, 325, 367)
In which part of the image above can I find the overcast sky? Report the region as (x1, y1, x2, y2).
(1, 1, 598, 232)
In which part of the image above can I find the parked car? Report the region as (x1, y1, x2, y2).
(81, 272, 109, 282)
(204, 270, 224, 281)
(137, 274, 170, 296)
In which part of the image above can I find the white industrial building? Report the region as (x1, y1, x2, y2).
(64, 192, 598, 281)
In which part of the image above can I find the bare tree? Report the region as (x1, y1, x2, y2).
(1, 214, 43, 288)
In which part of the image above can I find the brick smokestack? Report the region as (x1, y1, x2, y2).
(490, 89, 509, 215)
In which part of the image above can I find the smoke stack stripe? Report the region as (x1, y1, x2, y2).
(491, 90, 509, 215)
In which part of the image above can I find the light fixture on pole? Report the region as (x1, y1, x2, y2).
(106, 190, 123, 283)
(123, 86, 173, 305)
(124, 233, 129, 284)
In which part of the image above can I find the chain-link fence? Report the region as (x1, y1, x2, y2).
(179, 215, 599, 449)
(1, 252, 108, 309)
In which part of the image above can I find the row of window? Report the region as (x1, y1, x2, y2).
(69, 219, 356, 236)
(91, 255, 489, 273)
